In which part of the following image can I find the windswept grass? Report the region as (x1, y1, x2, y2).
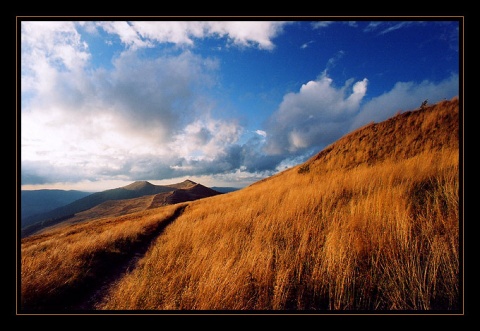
(21, 204, 184, 310)
(97, 98, 459, 311)
(21, 98, 460, 311)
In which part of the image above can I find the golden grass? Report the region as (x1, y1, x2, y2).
(21, 204, 184, 310)
(97, 146, 458, 310)
(21, 98, 460, 311)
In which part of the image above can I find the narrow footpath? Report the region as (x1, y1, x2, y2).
(72, 205, 187, 310)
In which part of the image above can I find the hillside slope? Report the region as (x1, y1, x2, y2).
(21, 180, 217, 237)
(22, 181, 173, 226)
(43, 183, 222, 228)
(20, 98, 460, 311)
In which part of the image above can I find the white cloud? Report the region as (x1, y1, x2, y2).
(131, 21, 202, 45)
(21, 21, 90, 97)
(169, 117, 243, 162)
(264, 74, 368, 155)
(205, 21, 287, 49)
(255, 130, 267, 137)
(301, 40, 314, 49)
(21, 21, 90, 71)
(22, 47, 218, 148)
(351, 73, 459, 129)
(363, 21, 382, 32)
(325, 50, 345, 73)
(364, 21, 425, 35)
(263, 72, 458, 158)
(21, 21, 240, 186)
(312, 21, 357, 29)
(102, 50, 219, 140)
(94, 21, 289, 50)
(312, 21, 334, 29)
(95, 21, 150, 49)
(378, 22, 415, 34)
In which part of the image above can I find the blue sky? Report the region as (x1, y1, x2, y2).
(20, 19, 460, 191)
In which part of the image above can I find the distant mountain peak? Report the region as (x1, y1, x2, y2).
(123, 181, 154, 190)
(165, 179, 198, 190)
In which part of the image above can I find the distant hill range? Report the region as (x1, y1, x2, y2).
(21, 189, 91, 222)
(21, 180, 221, 237)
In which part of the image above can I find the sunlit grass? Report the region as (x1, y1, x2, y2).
(21, 204, 183, 310)
(21, 98, 460, 311)
(98, 147, 458, 310)
(98, 99, 459, 310)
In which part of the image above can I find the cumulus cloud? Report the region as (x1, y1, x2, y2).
(21, 20, 294, 188)
(22, 115, 248, 186)
(21, 21, 90, 99)
(94, 21, 289, 50)
(21, 21, 237, 185)
(102, 51, 219, 140)
(169, 117, 243, 162)
(22, 48, 219, 157)
(264, 74, 368, 155)
(261, 72, 458, 160)
(351, 73, 459, 129)
(20, 21, 459, 190)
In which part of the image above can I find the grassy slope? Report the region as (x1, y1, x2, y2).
(21, 98, 460, 311)
(21, 203, 186, 310)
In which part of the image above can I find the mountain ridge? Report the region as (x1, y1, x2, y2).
(122, 181, 156, 190)
(21, 179, 221, 237)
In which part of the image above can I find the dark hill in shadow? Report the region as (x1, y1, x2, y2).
(21, 189, 91, 222)
(21, 180, 222, 238)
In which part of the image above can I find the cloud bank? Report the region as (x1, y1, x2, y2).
(351, 73, 459, 129)
(20, 21, 459, 189)
(264, 74, 368, 155)
(90, 21, 288, 50)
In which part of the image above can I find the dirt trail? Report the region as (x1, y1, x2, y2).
(72, 205, 187, 310)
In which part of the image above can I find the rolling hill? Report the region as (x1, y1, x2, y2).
(21, 189, 91, 223)
(20, 98, 460, 312)
(39, 182, 222, 230)
(21, 180, 221, 238)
